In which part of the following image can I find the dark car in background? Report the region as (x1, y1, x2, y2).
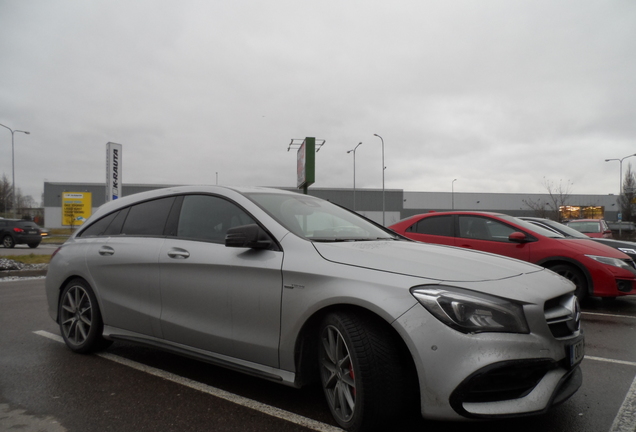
(520, 217, 636, 261)
(0, 219, 43, 248)
(389, 211, 636, 300)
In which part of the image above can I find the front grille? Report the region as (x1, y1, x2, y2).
(544, 294, 581, 339)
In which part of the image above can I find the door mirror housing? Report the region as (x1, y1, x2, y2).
(225, 224, 273, 249)
(509, 231, 530, 243)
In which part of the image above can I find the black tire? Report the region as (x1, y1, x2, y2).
(549, 264, 588, 301)
(28, 242, 40, 249)
(58, 279, 112, 353)
(2, 235, 15, 248)
(318, 312, 413, 432)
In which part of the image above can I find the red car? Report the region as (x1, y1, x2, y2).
(566, 219, 613, 238)
(389, 211, 636, 300)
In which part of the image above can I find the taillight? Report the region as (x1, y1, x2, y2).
(13, 227, 25, 233)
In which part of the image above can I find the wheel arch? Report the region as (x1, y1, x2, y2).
(536, 257, 593, 296)
(292, 303, 419, 393)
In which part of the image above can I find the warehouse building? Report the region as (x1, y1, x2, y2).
(42, 181, 621, 229)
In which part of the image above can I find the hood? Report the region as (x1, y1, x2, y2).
(312, 239, 543, 282)
(560, 238, 633, 259)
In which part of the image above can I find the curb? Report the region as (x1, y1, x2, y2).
(0, 269, 48, 278)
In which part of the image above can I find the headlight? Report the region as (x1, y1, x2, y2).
(410, 286, 530, 334)
(585, 255, 636, 272)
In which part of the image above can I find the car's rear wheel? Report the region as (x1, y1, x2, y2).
(28, 242, 40, 248)
(58, 279, 111, 353)
(2, 235, 15, 248)
(549, 264, 588, 301)
(318, 312, 411, 432)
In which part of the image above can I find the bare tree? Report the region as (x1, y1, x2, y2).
(0, 174, 10, 215)
(523, 178, 573, 221)
(618, 164, 636, 222)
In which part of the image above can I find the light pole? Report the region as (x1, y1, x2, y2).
(347, 142, 362, 211)
(0, 123, 30, 218)
(373, 134, 385, 225)
(452, 179, 457, 210)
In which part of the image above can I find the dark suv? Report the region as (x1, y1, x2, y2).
(0, 219, 43, 248)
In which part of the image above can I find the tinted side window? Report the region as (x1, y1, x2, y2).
(413, 215, 453, 237)
(121, 197, 176, 236)
(177, 195, 255, 243)
(458, 216, 517, 242)
(103, 209, 128, 236)
(79, 212, 119, 237)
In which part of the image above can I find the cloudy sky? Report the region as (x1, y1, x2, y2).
(1, 0, 635, 203)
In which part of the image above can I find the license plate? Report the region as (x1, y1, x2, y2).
(567, 339, 585, 368)
(27, 230, 37, 235)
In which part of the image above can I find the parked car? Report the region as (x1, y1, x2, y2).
(520, 217, 636, 261)
(389, 211, 636, 300)
(0, 218, 43, 248)
(566, 219, 613, 238)
(45, 186, 583, 431)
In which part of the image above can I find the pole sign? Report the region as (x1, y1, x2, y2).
(62, 192, 92, 226)
(106, 142, 122, 202)
(297, 137, 315, 189)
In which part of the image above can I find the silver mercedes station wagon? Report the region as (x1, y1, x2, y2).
(45, 186, 583, 431)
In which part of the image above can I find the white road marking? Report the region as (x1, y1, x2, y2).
(582, 311, 636, 320)
(609, 374, 636, 432)
(33, 331, 343, 432)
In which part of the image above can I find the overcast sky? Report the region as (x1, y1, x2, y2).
(1, 0, 635, 203)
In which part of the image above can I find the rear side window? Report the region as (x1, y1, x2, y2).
(177, 195, 255, 243)
(79, 212, 119, 237)
(121, 197, 176, 236)
(412, 215, 453, 237)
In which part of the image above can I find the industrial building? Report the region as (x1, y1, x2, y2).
(42, 181, 621, 229)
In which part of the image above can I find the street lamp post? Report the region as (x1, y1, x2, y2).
(0, 123, 30, 218)
(605, 153, 636, 236)
(373, 134, 385, 225)
(347, 142, 362, 211)
(452, 179, 457, 210)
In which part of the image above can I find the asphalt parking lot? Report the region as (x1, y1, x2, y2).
(1, 276, 635, 432)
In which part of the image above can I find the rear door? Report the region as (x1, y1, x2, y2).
(84, 197, 176, 337)
(403, 214, 455, 245)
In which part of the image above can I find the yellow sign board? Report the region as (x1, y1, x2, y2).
(62, 192, 92, 226)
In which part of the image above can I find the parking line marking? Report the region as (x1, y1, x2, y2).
(33, 331, 343, 432)
(582, 312, 636, 320)
(609, 373, 636, 432)
(585, 356, 636, 368)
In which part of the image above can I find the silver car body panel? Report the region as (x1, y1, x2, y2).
(44, 185, 582, 421)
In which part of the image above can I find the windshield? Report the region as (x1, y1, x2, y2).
(496, 215, 566, 238)
(528, 219, 589, 238)
(246, 192, 398, 241)
(568, 220, 601, 233)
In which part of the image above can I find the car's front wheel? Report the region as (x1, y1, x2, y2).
(2, 235, 15, 248)
(318, 312, 412, 432)
(549, 264, 588, 301)
(28, 242, 40, 248)
(58, 279, 111, 353)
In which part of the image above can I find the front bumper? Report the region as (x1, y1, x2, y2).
(394, 304, 583, 421)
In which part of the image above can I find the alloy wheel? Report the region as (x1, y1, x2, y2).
(320, 324, 356, 423)
(60, 284, 93, 346)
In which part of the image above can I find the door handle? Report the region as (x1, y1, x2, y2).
(98, 246, 115, 256)
(168, 248, 190, 259)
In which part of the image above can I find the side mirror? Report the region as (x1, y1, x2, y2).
(225, 224, 272, 249)
(509, 231, 530, 243)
